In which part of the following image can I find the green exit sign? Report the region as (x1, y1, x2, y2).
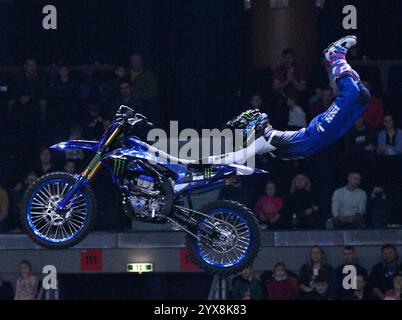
(127, 263, 153, 273)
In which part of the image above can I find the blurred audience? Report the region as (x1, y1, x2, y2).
(298, 246, 332, 297)
(266, 262, 299, 300)
(370, 244, 401, 300)
(286, 174, 321, 229)
(254, 181, 284, 229)
(331, 172, 367, 229)
(231, 265, 263, 300)
(14, 260, 38, 300)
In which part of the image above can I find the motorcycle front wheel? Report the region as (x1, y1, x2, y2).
(21, 172, 97, 249)
(185, 200, 261, 275)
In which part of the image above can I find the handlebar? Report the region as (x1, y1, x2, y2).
(116, 105, 153, 129)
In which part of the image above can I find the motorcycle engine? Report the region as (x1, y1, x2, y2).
(122, 174, 168, 223)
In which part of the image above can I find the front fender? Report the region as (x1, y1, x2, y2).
(50, 140, 99, 152)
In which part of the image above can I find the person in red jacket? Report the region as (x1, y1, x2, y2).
(254, 181, 284, 229)
(267, 262, 299, 300)
(362, 81, 384, 129)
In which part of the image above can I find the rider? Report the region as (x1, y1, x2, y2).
(207, 36, 371, 165)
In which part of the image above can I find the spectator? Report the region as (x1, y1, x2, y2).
(0, 274, 13, 300)
(376, 114, 402, 186)
(343, 117, 376, 184)
(14, 260, 38, 300)
(299, 245, 332, 296)
(266, 262, 299, 300)
(65, 124, 86, 165)
(9, 172, 38, 231)
(64, 160, 77, 175)
(286, 92, 306, 130)
(13, 58, 48, 128)
(370, 244, 401, 300)
(330, 246, 369, 299)
(377, 114, 402, 156)
(331, 172, 367, 229)
(345, 274, 373, 300)
(286, 174, 321, 229)
(34, 148, 56, 177)
(249, 94, 264, 110)
(254, 181, 284, 229)
(273, 48, 307, 94)
(231, 266, 263, 300)
(99, 66, 128, 110)
(112, 80, 144, 116)
(362, 81, 384, 129)
(129, 53, 158, 102)
(47, 64, 80, 137)
(383, 271, 402, 300)
(83, 102, 105, 140)
(308, 86, 334, 121)
(0, 181, 9, 231)
(219, 176, 256, 208)
(368, 186, 393, 228)
(300, 275, 330, 300)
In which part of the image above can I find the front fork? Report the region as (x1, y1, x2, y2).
(57, 124, 123, 210)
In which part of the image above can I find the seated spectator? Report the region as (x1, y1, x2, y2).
(266, 262, 299, 300)
(9, 172, 38, 231)
(331, 172, 367, 229)
(47, 63, 80, 137)
(83, 102, 105, 140)
(272, 48, 307, 95)
(64, 160, 77, 175)
(65, 124, 86, 164)
(219, 176, 256, 208)
(345, 274, 374, 300)
(377, 114, 402, 156)
(249, 93, 264, 110)
(308, 86, 334, 121)
(362, 81, 384, 129)
(231, 265, 263, 300)
(299, 246, 332, 297)
(300, 275, 330, 300)
(343, 117, 376, 184)
(254, 181, 284, 229)
(370, 244, 401, 300)
(14, 260, 38, 300)
(286, 174, 321, 229)
(383, 271, 402, 300)
(98, 66, 128, 110)
(34, 148, 57, 177)
(286, 92, 306, 130)
(13, 58, 48, 128)
(112, 80, 144, 116)
(0, 181, 9, 231)
(330, 246, 369, 299)
(368, 186, 393, 228)
(0, 274, 13, 300)
(129, 53, 159, 102)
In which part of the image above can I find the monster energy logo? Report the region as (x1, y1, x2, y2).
(204, 167, 214, 179)
(241, 111, 253, 120)
(113, 158, 126, 176)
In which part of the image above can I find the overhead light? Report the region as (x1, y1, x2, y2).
(127, 263, 153, 273)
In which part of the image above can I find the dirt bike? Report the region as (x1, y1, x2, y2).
(21, 105, 266, 274)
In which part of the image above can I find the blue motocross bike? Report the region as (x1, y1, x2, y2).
(22, 105, 265, 274)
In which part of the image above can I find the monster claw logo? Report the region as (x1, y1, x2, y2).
(113, 158, 126, 176)
(204, 167, 214, 179)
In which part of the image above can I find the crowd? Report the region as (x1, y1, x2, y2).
(0, 45, 401, 232)
(231, 244, 402, 300)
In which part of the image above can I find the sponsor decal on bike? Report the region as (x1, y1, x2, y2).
(113, 158, 126, 176)
(204, 167, 214, 179)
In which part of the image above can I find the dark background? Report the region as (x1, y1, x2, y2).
(0, 0, 401, 129)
